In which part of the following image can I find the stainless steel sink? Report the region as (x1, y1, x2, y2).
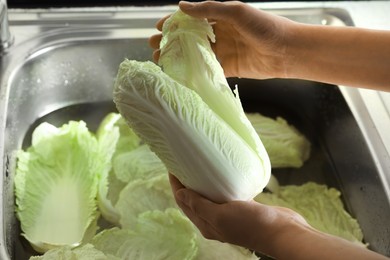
(1, 6, 389, 259)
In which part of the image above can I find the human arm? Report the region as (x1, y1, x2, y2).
(285, 24, 390, 91)
(149, 1, 390, 91)
(169, 174, 389, 260)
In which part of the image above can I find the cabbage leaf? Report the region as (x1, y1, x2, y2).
(96, 113, 143, 224)
(246, 113, 311, 168)
(93, 208, 258, 260)
(113, 144, 166, 183)
(92, 209, 198, 260)
(196, 237, 258, 260)
(255, 182, 364, 244)
(29, 244, 115, 260)
(111, 115, 142, 159)
(15, 121, 100, 252)
(96, 113, 121, 224)
(115, 174, 176, 229)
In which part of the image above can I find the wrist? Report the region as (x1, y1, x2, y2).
(281, 22, 311, 80)
(264, 19, 306, 80)
(269, 222, 387, 260)
(247, 205, 313, 258)
(266, 217, 314, 258)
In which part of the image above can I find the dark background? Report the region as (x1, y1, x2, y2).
(8, 0, 361, 9)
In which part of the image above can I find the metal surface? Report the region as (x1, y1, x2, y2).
(0, 0, 13, 51)
(0, 6, 389, 259)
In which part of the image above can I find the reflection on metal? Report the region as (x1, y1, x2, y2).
(0, 0, 13, 52)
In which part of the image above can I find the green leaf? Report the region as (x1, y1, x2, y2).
(255, 182, 364, 244)
(15, 121, 100, 253)
(115, 174, 176, 229)
(246, 113, 311, 168)
(92, 209, 198, 260)
(196, 237, 258, 260)
(95, 113, 143, 224)
(29, 244, 115, 260)
(113, 145, 166, 183)
(96, 113, 121, 224)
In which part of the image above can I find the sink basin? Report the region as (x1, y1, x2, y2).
(1, 6, 389, 259)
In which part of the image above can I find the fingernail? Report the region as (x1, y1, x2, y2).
(179, 1, 195, 9)
(176, 189, 188, 203)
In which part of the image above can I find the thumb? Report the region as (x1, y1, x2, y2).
(179, 1, 236, 22)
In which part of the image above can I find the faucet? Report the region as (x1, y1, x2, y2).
(0, 0, 12, 51)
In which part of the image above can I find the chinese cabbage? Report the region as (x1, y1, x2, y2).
(114, 10, 271, 202)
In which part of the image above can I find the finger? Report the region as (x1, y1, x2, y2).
(169, 174, 222, 224)
(179, 0, 240, 23)
(156, 14, 171, 31)
(176, 194, 220, 240)
(177, 188, 221, 222)
(152, 49, 161, 63)
(149, 33, 162, 49)
(169, 173, 185, 193)
(177, 200, 209, 231)
(182, 208, 219, 241)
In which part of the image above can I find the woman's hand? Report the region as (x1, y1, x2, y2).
(168, 174, 309, 257)
(150, 1, 390, 90)
(149, 1, 295, 79)
(169, 174, 389, 260)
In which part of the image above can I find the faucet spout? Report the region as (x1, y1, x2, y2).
(0, 0, 13, 51)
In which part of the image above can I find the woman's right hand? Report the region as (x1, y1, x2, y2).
(149, 0, 296, 80)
